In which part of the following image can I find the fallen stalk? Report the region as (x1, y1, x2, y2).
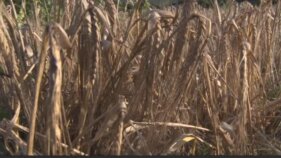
(129, 120, 210, 132)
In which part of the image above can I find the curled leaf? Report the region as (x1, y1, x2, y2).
(53, 23, 72, 49)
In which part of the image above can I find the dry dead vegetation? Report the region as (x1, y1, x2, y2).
(0, 0, 281, 155)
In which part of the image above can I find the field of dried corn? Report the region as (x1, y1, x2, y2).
(0, 0, 281, 156)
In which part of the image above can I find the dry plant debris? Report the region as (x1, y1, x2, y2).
(0, 0, 281, 155)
